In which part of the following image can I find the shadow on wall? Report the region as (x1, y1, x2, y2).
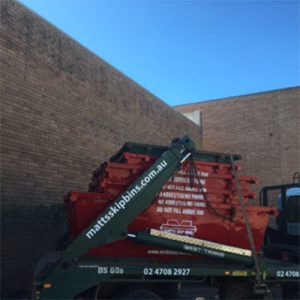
(1, 204, 65, 299)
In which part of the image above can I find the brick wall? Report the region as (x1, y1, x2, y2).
(176, 87, 300, 188)
(0, 1, 201, 297)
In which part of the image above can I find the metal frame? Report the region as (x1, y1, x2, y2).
(34, 257, 300, 299)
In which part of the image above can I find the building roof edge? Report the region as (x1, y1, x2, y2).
(174, 86, 300, 108)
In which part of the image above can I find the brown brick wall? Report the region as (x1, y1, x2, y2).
(0, 0, 200, 297)
(176, 87, 300, 188)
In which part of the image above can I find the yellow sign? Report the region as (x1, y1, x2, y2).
(231, 271, 248, 277)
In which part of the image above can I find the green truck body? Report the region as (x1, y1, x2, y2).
(33, 136, 300, 300)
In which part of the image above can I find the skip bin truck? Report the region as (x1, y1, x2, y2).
(33, 136, 300, 300)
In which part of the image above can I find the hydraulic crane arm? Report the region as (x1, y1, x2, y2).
(37, 136, 196, 298)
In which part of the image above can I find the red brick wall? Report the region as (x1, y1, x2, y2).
(0, 0, 200, 297)
(176, 87, 300, 188)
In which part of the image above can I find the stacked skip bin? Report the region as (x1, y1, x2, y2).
(66, 142, 277, 261)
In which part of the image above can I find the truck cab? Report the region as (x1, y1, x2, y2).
(260, 175, 300, 262)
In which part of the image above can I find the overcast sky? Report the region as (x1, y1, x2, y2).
(20, 0, 299, 106)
